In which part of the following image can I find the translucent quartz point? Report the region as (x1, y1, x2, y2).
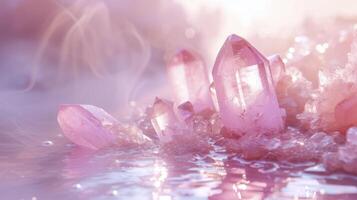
(212, 34, 284, 134)
(149, 97, 182, 143)
(57, 104, 117, 150)
(167, 49, 213, 111)
(268, 54, 286, 86)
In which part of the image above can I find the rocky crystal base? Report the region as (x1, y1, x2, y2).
(58, 29, 357, 175)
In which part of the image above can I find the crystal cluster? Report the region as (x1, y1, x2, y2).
(57, 28, 357, 175)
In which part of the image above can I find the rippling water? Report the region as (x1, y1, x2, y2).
(2, 138, 357, 200)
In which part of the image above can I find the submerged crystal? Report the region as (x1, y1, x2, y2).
(212, 34, 284, 134)
(167, 49, 213, 111)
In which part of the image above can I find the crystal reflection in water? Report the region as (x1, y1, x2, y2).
(1, 142, 357, 199)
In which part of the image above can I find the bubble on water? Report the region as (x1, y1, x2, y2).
(41, 140, 54, 147)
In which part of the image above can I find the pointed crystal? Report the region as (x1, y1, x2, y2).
(268, 54, 286, 86)
(57, 104, 117, 150)
(212, 34, 284, 134)
(148, 97, 181, 143)
(167, 49, 213, 111)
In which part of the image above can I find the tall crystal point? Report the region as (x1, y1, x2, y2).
(212, 34, 284, 134)
(57, 104, 117, 150)
(149, 97, 181, 143)
(167, 49, 213, 111)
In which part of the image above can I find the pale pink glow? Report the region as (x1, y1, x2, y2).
(212, 34, 284, 134)
(57, 104, 117, 150)
(167, 49, 213, 112)
(268, 54, 286, 86)
(149, 97, 181, 143)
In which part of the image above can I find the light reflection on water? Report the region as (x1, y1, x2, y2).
(1, 142, 357, 200)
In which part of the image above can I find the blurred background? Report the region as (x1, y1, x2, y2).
(0, 0, 357, 150)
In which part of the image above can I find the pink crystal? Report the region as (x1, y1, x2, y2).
(148, 97, 182, 143)
(57, 104, 117, 150)
(212, 34, 284, 134)
(268, 54, 286, 86)
(167, 49, 213, 111)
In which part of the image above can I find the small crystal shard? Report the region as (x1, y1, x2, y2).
(57, 104, 117, 150)
(268, 54, 286, 86)
(167, 49, 213, 111)
(212, 34, 284, 134)
(176, 101, 195, 121)
(148, 97, 183, 143)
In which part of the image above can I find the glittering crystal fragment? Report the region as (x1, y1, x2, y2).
(57, 104, 117, 150)
(209, 82, 220, 111)
(167, 49, 213, 111)
(268, 54, 286, 86)
(212, 34, 284, 134)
